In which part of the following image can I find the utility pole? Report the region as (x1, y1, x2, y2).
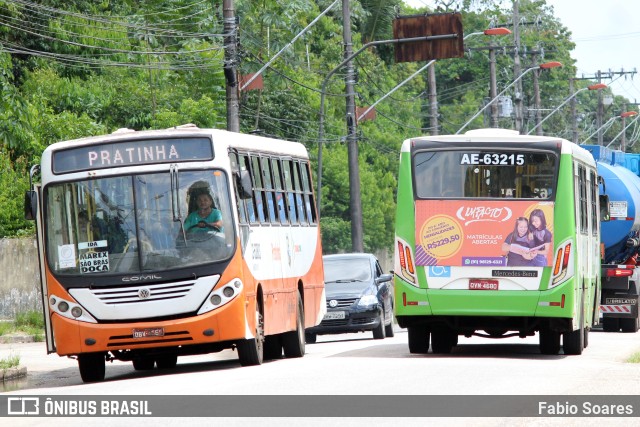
(342, 0, 363, 253)
(489, 44, 499, 127)
(531, 53, 543, 135)
(512, 1, 524, 133)
(597, 70, 604, 145)
(428, 63, 439, 135)
(223, 0, 239, 132)
(569, 79, 578, 143)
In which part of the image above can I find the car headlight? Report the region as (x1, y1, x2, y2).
(357, 294, 379, 308)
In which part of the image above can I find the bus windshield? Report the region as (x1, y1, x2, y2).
(44, 169, 235, 276)
(413, 150, 557, 199)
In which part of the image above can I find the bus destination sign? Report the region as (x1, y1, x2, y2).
(52, 137, 214, 174)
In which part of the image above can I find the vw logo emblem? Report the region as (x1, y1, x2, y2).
(138, 288, 151, 300)
(329, 299, 338, 308)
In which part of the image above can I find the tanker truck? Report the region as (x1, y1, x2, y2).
(582, 145, 640, 333)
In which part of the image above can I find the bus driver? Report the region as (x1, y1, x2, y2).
(184, 192, 223, 232)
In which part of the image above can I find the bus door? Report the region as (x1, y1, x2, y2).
(27, 184, 56, 353)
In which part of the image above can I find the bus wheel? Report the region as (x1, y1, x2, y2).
(156, 354, 178, 369)
(133, 357, 155, 370)
(620, 316, 640, 333)
(283, 293, 305, 358)
(539, 328, 561, 355)
(305, 332, 317, 344)
(583, 327, 589, 348)
(563, 325, 584, 355)
(237, 304, 265, 366)
(431, 327, 455, 354)
(78, 352, 106, 383)
(602, 317, 620, 332)
(408, 326, 430, 354)
(263, 336, 283, 360)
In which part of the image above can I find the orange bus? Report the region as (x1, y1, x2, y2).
(25, 124, 326, 382)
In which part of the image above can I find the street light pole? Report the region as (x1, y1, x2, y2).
(606, 111, 640, 148)
(527, 83, 606, 135)
(455, 61, 562, 135)
(582, 111, 637, 144)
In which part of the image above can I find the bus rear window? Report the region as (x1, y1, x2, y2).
(413, 150, 557, 199)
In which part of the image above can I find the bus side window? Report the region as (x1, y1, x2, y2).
(261, 157, 277, 223)
(282, 160, 298, 224)
(240, 155, 257, 223)
(229, 153, 248, 224)
(300, 162, 317, 224)
(251, 155, 267, 224)
(272, 158, 288, 224)
(293, 161, 307, 225)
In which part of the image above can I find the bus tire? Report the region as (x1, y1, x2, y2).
(263, 335, 283, 360)
(237, 303, 265, 366)
(563, 324, 584, 355)
(602, 317, 620, 332)
(156, 354, 178, 369)
(78, 352, 106, 383)
(583, 327, 589, 348)
(283, 293, 305, 358)
(133, 357, 155, 370)
(431, 327, 455, 354)
(408, 325, 430, 354)
(539, 328, 561, 355)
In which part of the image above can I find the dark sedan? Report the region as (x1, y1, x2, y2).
(305, 253, 394, 343)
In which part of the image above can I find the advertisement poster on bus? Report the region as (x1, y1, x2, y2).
(414, 200, 554, 267)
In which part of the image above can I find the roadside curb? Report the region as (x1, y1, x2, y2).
(1, 365, 27, 382)
(0, 334, 36, 344)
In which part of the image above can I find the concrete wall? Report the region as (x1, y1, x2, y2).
(0, 238, 42, 320)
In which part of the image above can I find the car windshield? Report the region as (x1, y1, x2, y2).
(323, 258, 372, 283)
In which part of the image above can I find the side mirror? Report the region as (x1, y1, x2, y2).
(599, 194, 610, 222)
(24, 191, 38, 220)
(376, 273, 393, 284)
(235, 170, 253, 199)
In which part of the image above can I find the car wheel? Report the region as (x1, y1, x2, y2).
(384, 311, 395, 337)
(305, 332, 317, 344)
(372, 313, 386, 340)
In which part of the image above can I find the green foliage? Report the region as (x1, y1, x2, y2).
(0, 352, 20, 370)
(0, 0, 633, 256)
(0, 152, 33, 237)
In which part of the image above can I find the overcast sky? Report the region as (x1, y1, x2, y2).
(403, 0, 640, 103)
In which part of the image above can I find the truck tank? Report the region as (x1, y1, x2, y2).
(582, 145, 640, 263)
(582, 144, 640, 333)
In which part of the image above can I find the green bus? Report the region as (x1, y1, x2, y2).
(394, 129, 608, 355)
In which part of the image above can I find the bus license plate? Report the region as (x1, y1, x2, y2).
(132, 327, 165, 338)
(324, 311, 346, 320)
(469, 279, 499, 290)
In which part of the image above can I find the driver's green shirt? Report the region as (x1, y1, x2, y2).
(184, 209, 223, 232)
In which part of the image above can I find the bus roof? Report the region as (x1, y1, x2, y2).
(42, 125, 309, 159)
(401, 128, 593, 162)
